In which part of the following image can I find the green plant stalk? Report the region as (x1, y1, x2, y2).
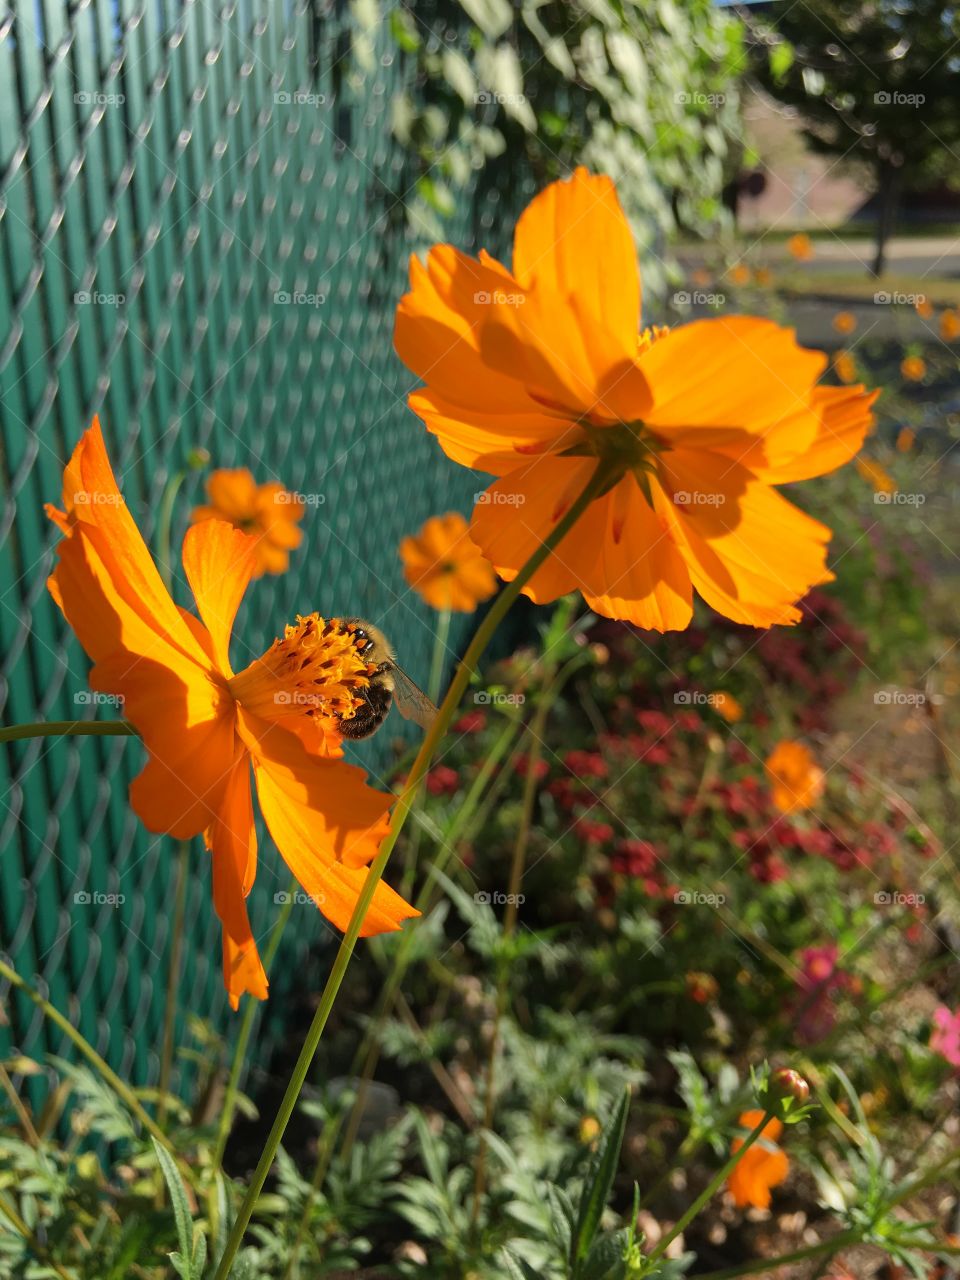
(471, 663, 566, 1228)
(157, 840, 191, 1131)
(154, 466, 188, 592)
(0, 721, 136, 744)
(212, 460, 615, 1280)
(213, 876, 299, 1170)
(0, 958, 175, 1156)
(647, 1110, 776, 1266)
(0, 1190, 79, 1280)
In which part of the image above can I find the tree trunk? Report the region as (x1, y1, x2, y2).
(872, 161, 901, 278)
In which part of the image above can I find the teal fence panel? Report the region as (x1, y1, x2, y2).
(0, 0, 520, 1095)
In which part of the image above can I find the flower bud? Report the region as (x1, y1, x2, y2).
(771, 1067, 810, 1104)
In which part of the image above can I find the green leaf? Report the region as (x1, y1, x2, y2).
(151, 1138, 196, 1278)
(768, 39, 794, 84)
(571, 1088, 630, 1266)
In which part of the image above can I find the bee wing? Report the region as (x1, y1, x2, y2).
(389, 663, 438, 732)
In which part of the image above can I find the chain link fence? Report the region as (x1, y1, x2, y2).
(0, 0, 526, 1096)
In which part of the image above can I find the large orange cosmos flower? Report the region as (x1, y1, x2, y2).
(727, 1110, 789, 1209)
(400, 512, 498, 612)
(46, 421, 416, 1008)
(395, 168, 876, 631)
(192, 467, 304, 577)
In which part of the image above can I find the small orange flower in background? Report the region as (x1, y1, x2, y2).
(787, 233, 813, 261)
(754, 266, 773, 287)
(691, 268, 711, 288)
(896, 426, 916, 452)
(766, 740, 825, 814)
(400, 512, 498, 612)
(940, 309, 960, 341)
(832, 311, 857, 335)
(833, 351, 857, 384)
(728, 263, 751, 286)
(712, 691, 743, 723)
(686, 971, 719, 1003)
(395, 168, 876, 632)
(47, 421, 417, 1009)
(915, 297, 934, 320)
(728, 1111, 789, 1209)
(901, 355, 927, 382)
(192, 467, 304, 577)
(856, 456, 895, 494)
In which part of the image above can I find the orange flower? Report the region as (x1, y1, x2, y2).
(940, 310, 960, 341)
(901, 355, 926, 382)
(400, 512, 498, 612)
(856, 456, 895, 494)
(46, 421, 417, 1008)
(832, 311, 857, 335)
(787, 233, 813, 261)
(712, 691, 743, 723)
(765, 740, 825, 814)
(192, 468, 304, 577)
(728, 263, 751, 286)
(728, 1111, 789, 1209)
(394, 169, 876, 631)
(916, 297, 934, 320)
(754, 266, 773, 287)
(896, 426, 915, 452)
(833, 351, 857, 384)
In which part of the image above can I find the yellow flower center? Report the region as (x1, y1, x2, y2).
(228, 614, 371, 723)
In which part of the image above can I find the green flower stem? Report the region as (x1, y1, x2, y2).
(212, 460, 616, 1280)
(689, 1229, 861, 1280)
(0, 721, 136, 744)
(0, 1190, 79, 1280)
(428, 606, 452, 706)
(647, 1109, 776, 1266)
(0, 957, 174, 1157)
(213, 877, 299, 1171)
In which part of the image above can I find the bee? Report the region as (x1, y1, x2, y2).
(336, 619, 438, 739)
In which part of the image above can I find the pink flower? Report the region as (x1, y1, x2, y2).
(931, 1005, 960, 1068)
(793, 945, 851, 1044)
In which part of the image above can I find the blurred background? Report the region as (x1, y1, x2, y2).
(0, 0, 956, 1114)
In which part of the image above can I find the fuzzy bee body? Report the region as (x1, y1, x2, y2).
(336, 619, 437, 739)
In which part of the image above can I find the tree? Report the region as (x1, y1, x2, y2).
(744, 0, 960, 275)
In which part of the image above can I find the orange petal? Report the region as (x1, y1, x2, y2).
(759, 386, 878, 484)
(205, 750, 267, 1009)
(203, 468, 259, 519)
(408, 389, 570, 474)
(659, 449, 834, 627)
(640, 319, 827, 438)
(470, 457, 609, 605)
(181, 520, 260, 676)
(512, 167, 641, 359)
(581, 475, 693, 630)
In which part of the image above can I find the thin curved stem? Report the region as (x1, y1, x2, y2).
(0, 721, 136, 744)
(0, 957, 174, 1156)
(212, 460, 615, 1280)
(157, 840, 191, 1130)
